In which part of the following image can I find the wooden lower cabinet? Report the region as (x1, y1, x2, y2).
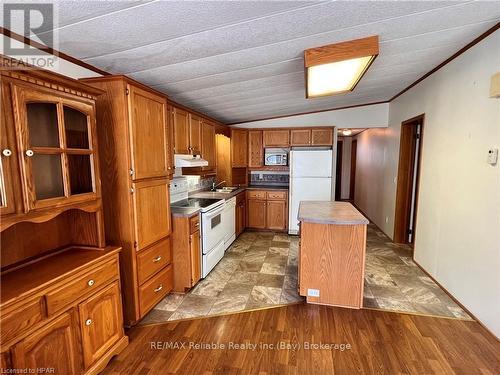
(12, 311, 81, 374)
(172, 213, 202, 292)
(247, 190, 288, 232)
(79, 282, 123, 368)
(266, 200, 287, 231)
(235, 191, 246, 237)
(247, 199, 267, 229)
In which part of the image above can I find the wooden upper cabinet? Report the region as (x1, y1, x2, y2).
(263, 130, 290, 147)
(201, 120, 216, 168)
(290, 129, 311, 146)
(231, 129, 248, 167)
(248, 130, 263, 168)
(189, 114, 202, 155)
(12, 311, 81, 374)
(11, 83, 99, 212)
(165, 104, 174, 175)
(128, 84, 168, 180)
(78, 282, 123, 369)
(172, 107, 190, 154)
(132, 178, 171, 250)
(311, 128, 333, 146)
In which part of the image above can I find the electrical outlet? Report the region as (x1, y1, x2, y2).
(307, 289, 320, 297)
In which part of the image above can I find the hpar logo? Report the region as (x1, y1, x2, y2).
(2, 1, 59, 69)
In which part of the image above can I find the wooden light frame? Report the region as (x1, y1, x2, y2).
(304, 35, 379, 98)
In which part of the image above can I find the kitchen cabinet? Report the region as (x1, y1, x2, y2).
(311, 128, 333, 146)
(248, 130, 263, 168)
(79, 282, 123, 368)
(189, 113, 203, 155)
(12, 311, 81, 374)
(172, 213, 202, 292)
(82, 76, 173, 325)
(263, 130, 290, 147)
(1, 69, 103, 229)
(172, 106, 190, 154)
(231, 129, 248, 167)
(290, 129, 311, 146)
(235, 191, 246, 236)
(247, 189, 288, 231)
(201, 120, 216, 170)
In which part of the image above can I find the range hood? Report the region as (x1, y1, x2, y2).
(174, 154, 208, 167)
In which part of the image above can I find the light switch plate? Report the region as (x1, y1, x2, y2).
(487, 148, 498, 165)
(307, 289, 320, 297)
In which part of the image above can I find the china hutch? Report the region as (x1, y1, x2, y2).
(0, 57, 127, 374)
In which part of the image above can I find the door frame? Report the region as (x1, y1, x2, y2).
(349, 139, 357, 201)
(335, 139, 343, 201)
(394, 114, 424, 245)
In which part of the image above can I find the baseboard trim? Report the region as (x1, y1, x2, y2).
(412, 258, 499, 342)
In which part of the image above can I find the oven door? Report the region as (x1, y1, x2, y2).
(201, 205, 226, 254)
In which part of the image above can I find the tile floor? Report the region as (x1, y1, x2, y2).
(141, 224, 471, 325)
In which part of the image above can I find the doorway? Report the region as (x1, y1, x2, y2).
(394, 115, 424, 245)
(335, 139, 343, 200)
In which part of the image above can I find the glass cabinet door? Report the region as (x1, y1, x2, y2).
(0, 108, 17, 215)
(13, 85, 98, 211)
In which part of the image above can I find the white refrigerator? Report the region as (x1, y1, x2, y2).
(288, 149, 333, 234)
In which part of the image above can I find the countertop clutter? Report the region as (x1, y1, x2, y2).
(298, 201, 369, 225)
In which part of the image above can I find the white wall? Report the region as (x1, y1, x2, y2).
(338, 136, 352, 200)
(355, 30, 500, 338)
(231, 102, 389, 129)
(1, 35, 101, 79)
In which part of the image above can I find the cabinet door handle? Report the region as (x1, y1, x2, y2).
(87, 279, 95, 287)
(25, 149, 34, 157)
(2, 149, 12, 157)
(154, 284, 163, 293)
(85, 319, 92, 326)
(194, 222, 199, 227)
(152, 255, 162, 263)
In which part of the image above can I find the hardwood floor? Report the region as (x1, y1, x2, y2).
(102, 303, 499, 374)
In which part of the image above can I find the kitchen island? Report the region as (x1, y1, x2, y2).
(298, 201, 369, 309)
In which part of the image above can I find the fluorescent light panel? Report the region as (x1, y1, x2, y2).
(307, 56, 374, 97)
(304, 36, 379, 98)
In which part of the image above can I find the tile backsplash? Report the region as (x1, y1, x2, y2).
(250, 171, 289, 185)
(184, 175, 215, 192)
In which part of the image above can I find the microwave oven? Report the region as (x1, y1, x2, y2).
(264, 148, 288, 166)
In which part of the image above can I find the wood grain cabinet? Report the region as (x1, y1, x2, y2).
(311, 128, 333, 146)
(1, 69, 103, 230)
(290, 129, 312, 146)
(231, 129, 248, 167)
(235, 191, 247, 236)
(81, 76, 174, 325)
(247, 190, 288, 231)
(201, 120, 216, 170)
(189, 113, 203, 155)
(248, 130, 263, 168)
(263, 130, 290, 147)
(172, 213, 202, 292)
(171, 106, 190, 154)
(12, 311, 81, 374)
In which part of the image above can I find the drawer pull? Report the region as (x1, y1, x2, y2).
(85, 319, 92, 326)
(87, 279, 95, 287)
(152, 255, 162, 263)
(154, 284, 163, 293)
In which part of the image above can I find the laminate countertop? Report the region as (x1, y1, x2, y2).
(298, 201, 369, 225)
(190, 188, 246, 200)
(171, 207, 200, 218)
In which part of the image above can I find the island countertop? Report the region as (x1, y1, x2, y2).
(298, 201, 369, 225)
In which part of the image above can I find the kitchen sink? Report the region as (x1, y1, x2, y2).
(214, 187, 239, 193)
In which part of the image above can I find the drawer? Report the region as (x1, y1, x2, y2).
(1, 298, 43, 344)
(137, 238, 172, 285)
(267, 191, 287, 200)
(189, 215, 200, 233)
(139, 265, 173, 317)
(45, 260, 119, 316)
(247, 190, 266, 199)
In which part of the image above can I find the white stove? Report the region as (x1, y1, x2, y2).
(170, 177, 227, 278)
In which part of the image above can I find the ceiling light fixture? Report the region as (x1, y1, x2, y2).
(342, 129, 352, 136)
(304, 36, 379, 98)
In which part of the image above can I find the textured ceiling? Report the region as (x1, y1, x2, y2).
(25, 1, 500, 123)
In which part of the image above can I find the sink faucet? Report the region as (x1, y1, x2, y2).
(211, 180, 226, 191)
